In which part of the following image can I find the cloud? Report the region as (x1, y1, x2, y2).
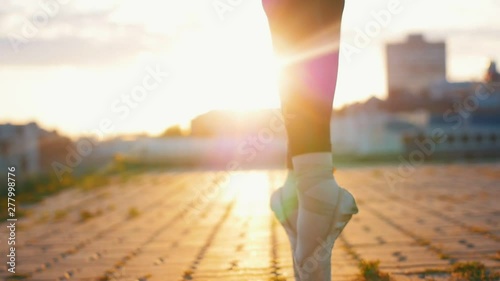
(0, 3, 173, 66)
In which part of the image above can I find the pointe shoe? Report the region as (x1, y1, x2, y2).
(295, 185, 358, 281)
(270, 187, 301, 280)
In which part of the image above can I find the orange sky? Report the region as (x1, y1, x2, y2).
(0, 0, 499, 137)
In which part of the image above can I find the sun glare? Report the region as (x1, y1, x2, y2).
(161, 4, 281, 115)
(230, 172, 271, 217)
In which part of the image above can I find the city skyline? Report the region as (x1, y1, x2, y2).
(1, 0, 499, 137)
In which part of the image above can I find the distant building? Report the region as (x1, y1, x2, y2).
(402, 60, 500, 158)
(0, 122, 73, 175)
(386, 34, 447, 99)
(428, 80, 479, 101)
(403, 113, 500, 159)
(190, 109, 287, 138)
(485, 60, 500, 83)
(94, 135, 287, 169)
(331, 97, 428, 155)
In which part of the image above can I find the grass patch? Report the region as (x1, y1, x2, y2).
(5, 273, 31, 280)
(127, 207, 140, 219)
(79, 174, 110, 191)
(137, 274, 152, 281)
(355, 260, 392, 281)
(439, 253, 451, 260)
(79, 209, 102, 222)
(0, 155, 159, 220)
(183, 269, 194, 279)
(35, 211, 51, 223)
(451, 262, 500, 281)
(469, 226, 490, 235)
(53, 209, 68, 221)
(416, 238, 431, 247)
(269, 276, 287, 281)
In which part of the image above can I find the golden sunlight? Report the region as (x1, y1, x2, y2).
(159, 2, 281, 115)
(230, 172, 272, 217)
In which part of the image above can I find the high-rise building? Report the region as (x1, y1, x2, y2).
(386, 34, 446, 99)
(485, 60, 500, 83)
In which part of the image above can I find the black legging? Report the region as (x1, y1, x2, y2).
(263, 0, 345, 167)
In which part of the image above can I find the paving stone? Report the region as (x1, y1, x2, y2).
(0, 166, 498, 280)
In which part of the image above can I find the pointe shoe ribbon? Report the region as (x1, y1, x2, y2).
(295, 187, 358, 281)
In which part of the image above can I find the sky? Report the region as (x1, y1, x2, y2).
(0, 0, 499, 138)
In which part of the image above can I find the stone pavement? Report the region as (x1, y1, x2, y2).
(0, 163, 499, 280)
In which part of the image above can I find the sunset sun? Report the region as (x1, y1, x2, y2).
(162, 6, 282, 114)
